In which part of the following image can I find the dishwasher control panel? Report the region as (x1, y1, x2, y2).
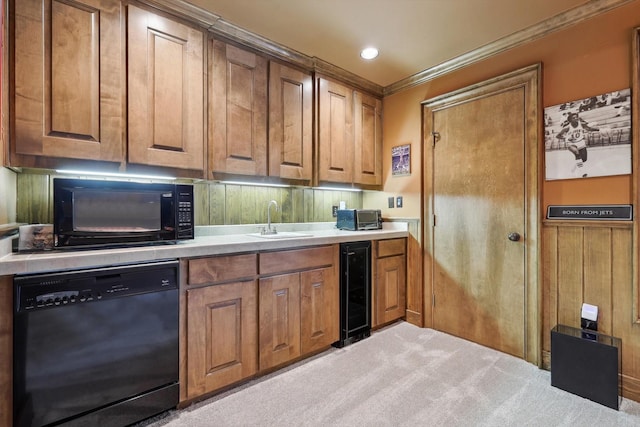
(14, 260, 178, 312)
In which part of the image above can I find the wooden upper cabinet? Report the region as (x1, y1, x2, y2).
(317, 77, 354, 184)
(127, 5, 205, 171)
(268, 62, 313, 182)
(12, 0, 124, 164)
(354, 92, 382, 186)
(210, 40, 268, 177)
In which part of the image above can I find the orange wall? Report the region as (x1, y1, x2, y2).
(1, 0, 3, 167)
(379, 1, 640, 218)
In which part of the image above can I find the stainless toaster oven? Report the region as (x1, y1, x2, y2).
(336, 209, 382, 231)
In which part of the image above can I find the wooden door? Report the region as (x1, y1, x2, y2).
(12, 0, 123, 165)
(210, 40, 268, 177)
(127, 5, 205, 171)
(423, 66, 540, 362)
(259, 273, 301, 370)
(354, 91, 382, 186)
(300, 266, 339, 353)
(317, 77, 354, 184)
(186, 280, 257, 398)
(268, 62, 313, 182)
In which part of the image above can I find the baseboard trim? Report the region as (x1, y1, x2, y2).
(622, 374, 640, 402)
(405, 310, 422, 327)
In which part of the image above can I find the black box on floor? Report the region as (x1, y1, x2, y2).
(550, 324, 621, 410)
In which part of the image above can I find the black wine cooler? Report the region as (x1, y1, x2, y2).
(334, 241, 372, 347)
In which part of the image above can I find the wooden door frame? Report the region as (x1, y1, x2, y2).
(632, 26, 640, 322)
(421, 64, 542, 365)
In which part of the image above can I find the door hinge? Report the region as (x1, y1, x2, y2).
(432, 214, 436, 227)
(432, 131, 440, 146)
(432, 294, 436, 307)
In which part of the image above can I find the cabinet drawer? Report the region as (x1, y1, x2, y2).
(377, 238, 406, 258)
(260, 245, 335, 275)
(188, 254, 257, 285)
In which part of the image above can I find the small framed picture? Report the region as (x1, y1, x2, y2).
(392, 144, 411, 176)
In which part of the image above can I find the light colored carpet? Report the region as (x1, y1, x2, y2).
(145, 322, 640, 426)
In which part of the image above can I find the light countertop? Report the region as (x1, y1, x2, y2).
(0, 222, 408, 276)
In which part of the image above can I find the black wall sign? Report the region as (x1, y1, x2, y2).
(547, 205, 632, 220)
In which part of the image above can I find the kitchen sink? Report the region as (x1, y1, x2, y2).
(246, 232, 313, 239)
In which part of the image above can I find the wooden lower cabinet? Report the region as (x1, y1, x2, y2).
(258, 245, 339, 371)
(186, 280, 258, 399)
(184, 254, 258, 400)
(300, 267, 339, 354)
(182, 245, 339, 401)
(258, 273, 301, 370)
(373, 239, 407, 327)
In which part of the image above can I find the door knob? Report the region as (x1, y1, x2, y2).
(508, 232, 521, 242)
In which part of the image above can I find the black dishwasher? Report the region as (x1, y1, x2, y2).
(334, 241, 371, 348)
(13, 260, 179, 427)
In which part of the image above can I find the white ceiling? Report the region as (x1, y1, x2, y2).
(187, 0, 590, 87)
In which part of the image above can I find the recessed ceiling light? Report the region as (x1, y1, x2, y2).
(360, 47, 379, 60)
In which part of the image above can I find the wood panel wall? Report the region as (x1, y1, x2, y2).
(0, 168, 16, 225)
(543, 221, 640, 401)
(15, 172, 363, 225)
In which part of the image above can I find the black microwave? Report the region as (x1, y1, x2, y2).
(53, 178, 194, 249)
(336, 209, 382, 231)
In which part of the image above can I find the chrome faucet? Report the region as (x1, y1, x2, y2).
(263, 200, 279, 235)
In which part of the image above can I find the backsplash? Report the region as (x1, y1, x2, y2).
(16, 172, 363, 226)
(0, 168, 16, 225)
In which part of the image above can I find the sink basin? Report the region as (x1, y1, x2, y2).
(246, 232, 313, 239)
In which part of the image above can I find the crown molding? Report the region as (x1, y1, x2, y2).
(384, 0, 635, 96)
(136, 0, 383, 96)
(313, 58, 384, 96)
(135, 0, 222, 28)
(135, 0, 631, 98)
(209, 19, 316, 71)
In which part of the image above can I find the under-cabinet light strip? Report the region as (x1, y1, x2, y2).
(55, 169, 176, 181)
(220, 181, 362, 192)
(219, 181, 290, 188)
(313, 186, 362, 192)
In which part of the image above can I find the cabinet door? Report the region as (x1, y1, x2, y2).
(259, 273, 301, 370)
(186, 280, 257, 398)
(12, 0, 123, 164)
(354, 91, 382, 186)
(300, 266, 339, 353)
(375, 255, 406, 326)
(127, 5, 204, 171)
(210, 40, 268, 176)
(318, 77, 354, 184)
(268, 62, 313, 181)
